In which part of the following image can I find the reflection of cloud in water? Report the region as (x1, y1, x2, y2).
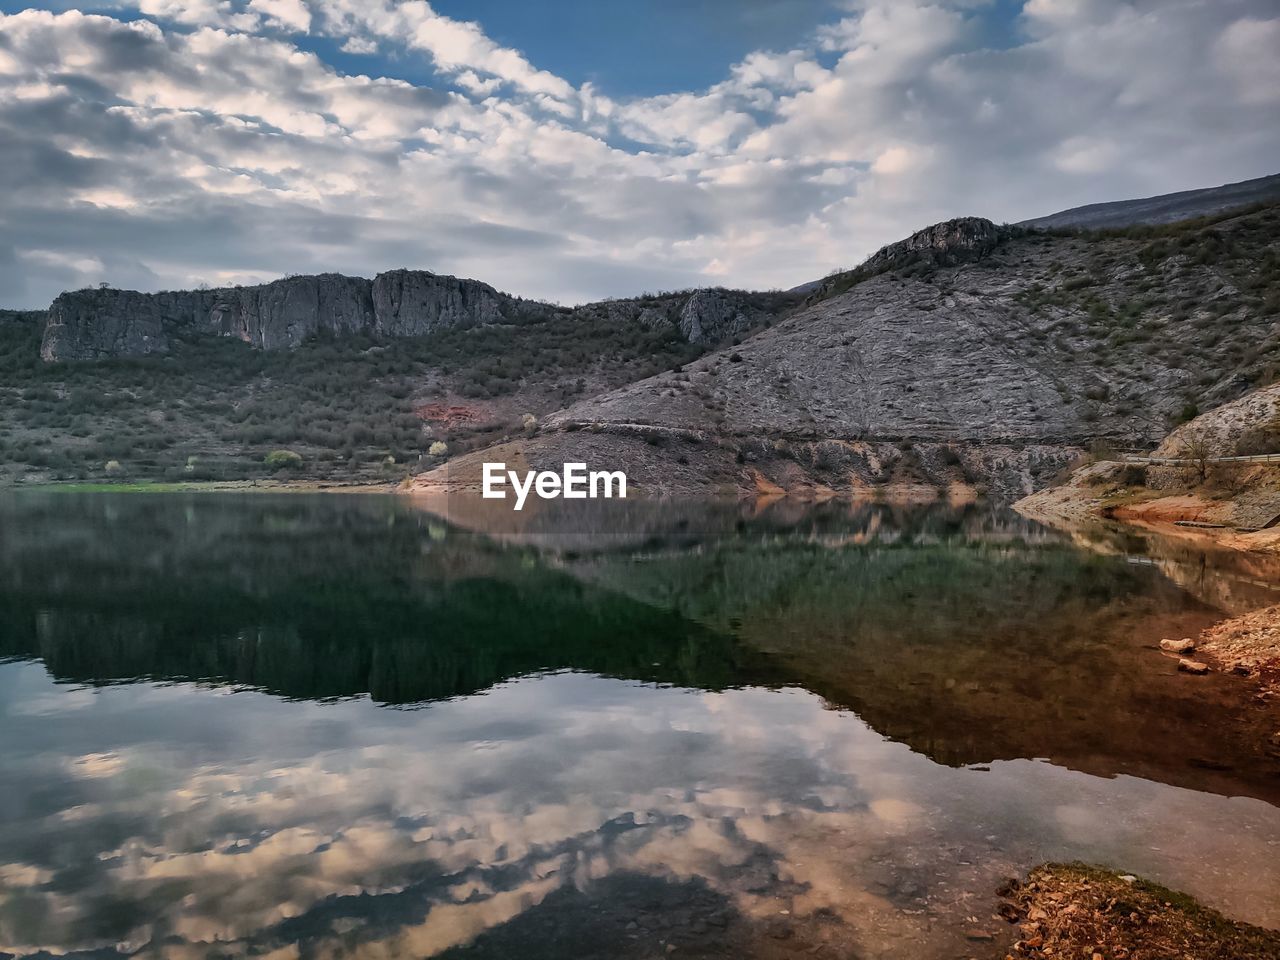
(1, 665, 1279, 959)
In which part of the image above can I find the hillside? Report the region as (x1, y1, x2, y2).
(1020, 172, 1280, 230)
(414, 201, 1280, 501)
(0, 288, 796, 484)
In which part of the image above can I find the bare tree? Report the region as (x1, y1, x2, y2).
(1179, 428, 1212, 485)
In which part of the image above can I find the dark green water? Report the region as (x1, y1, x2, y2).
(1, 492, 1278, 959)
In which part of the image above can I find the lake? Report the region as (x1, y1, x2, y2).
(1, 491, 1279, 959)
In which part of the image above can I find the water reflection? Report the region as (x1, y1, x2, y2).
(0, 492, 1278, 959)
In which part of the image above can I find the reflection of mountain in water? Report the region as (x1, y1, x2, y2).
(0, 493, 775, 701)
(1021, 511, 1280, 616)
(562, 521, 1280, 803)
(2, 491, 1278, 804)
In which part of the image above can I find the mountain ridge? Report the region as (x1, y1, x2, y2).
(40, 270, 796, 361)
(1019, 172, 1280, 230)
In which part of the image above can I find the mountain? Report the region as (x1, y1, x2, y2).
(39, 270, 795, 361)
(1019, 172, 1280, 230)
(413, 200, 1280, 501)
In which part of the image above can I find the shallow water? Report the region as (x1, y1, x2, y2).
(1, 492, 1278, 959)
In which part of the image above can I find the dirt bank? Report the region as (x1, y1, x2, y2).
(1016, 461, 1280, 556)
(993, 863, 1280, 959)
(1196, 603, 1280, 694)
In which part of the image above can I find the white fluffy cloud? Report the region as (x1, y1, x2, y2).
(248, 0, 311, 32)
(0, 0, 1277, 308)
(311, 0, 575, 99)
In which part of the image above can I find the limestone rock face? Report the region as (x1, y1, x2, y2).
(40, 271, 521, 360)
(371, 270, 507, 336)
(1154, 383, 1280, 459)
(38, 268, 793, 360)
(546, 202, 1280, 453)
(42, 288, 176, 361)
(678, 289, 757, 345)
(570, 289, 792, 346)
(805, 218, 1009, 305)
(862, 217, 1005, 270)
(205, 275, 373, 349)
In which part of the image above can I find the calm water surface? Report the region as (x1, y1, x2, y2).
(1, 492, 1279, 959)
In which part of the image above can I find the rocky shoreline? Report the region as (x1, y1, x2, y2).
(992, 864, 1280, 960)
(1195, 603, 1280, 695)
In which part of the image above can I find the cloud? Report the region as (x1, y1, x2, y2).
(0, 0, 1277, 309)
(133, 0, 259, 30)
(1213, 16, 1280, 105)
(4, 669, 1279, 957)
(248, 0, 311, 33)
(310, 0, 575, 99)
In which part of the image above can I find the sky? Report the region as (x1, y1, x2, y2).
(0, 0, 1277, 309)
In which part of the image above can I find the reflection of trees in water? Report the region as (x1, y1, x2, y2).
(0, 493, 1049, 705)
(0, 492, 786, 701)
(6, 579, 767, 703)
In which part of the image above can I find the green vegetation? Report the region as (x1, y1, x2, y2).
(264, 449, 304, 470)
(0, 493, 773, 701)
(0, 307, 704, 484)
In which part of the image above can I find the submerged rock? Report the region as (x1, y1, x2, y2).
(1178, 658, 1210, 674)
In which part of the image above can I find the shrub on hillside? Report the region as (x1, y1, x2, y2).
(264, 450, 303, 471)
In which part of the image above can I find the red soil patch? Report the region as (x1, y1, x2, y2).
(414, 403, 483, 427)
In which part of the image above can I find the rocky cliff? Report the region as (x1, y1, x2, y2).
(1152, 383, 1280, 460)
(39, 271, 551, 361)
(39, 272, 795, 361)
(804, 217, 1010, 304)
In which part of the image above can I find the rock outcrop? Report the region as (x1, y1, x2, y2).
(371, 269, 511, 336)
(805, 217, 1011, 304)
(857, 216, 1006, 271)
(39, 273, 795, 361)
(568, 288, 793, 347)
(678, 289, 764, 344)
(206, 274, 374, 349)
(1153, 383, 1280, 460)
(39, 271, 543, 361)
(43, 287, 176, 360)
(1016, 382, 1280, 545)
